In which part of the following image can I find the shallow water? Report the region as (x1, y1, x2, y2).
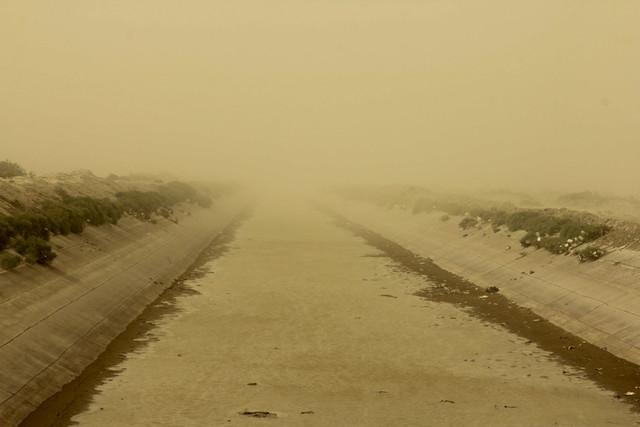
(72, 200, 639, 426)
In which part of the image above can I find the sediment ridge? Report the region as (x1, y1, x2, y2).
(0, 194, 249, 426)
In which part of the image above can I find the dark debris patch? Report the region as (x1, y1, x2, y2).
(240, 411, 277, 418)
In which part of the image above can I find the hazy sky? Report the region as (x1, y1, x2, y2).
(2, 1, 639, 194)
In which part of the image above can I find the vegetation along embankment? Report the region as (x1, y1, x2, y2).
(331, 184, 634, 262)
(0, 161, 226, 271)
(412, 198, 610, 262)
(0, 162, 247, 426)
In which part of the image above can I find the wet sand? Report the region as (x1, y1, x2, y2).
(27, 200, 640, 426)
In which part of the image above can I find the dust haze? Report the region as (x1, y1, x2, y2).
(2, 1, 639, 196)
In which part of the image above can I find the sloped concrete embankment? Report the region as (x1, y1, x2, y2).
(330, 198, 640, 366)
(0, 195, 249, 426)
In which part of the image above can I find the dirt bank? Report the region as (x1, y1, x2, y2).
(0, 194, 250, 426)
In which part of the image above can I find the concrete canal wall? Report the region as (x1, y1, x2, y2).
(331, 198, 640, 366)
(0, 195, 249, 426)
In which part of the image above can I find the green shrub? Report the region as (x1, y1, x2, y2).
(482, 209, 508, 226)
(116, 190, 164, 219)
(0, 180, 213, 265)
(559, 222, 610, 241)
(414, 193, 611, 256)
(12, 212, 51, 240)
(14, 236, 56, 265)
(0, 160, 27, 178)
(116, 181, 211, 218)
(578, 246, 606, 262)
(522, 216, 565, 236)
(160, 181, 212, 208)
(337, 185, 614, 258)
(539, 236, 566, 254)
(459, 217, 478, 230)
(41, 203, 77, 235)
(1, 254, 22, 270)
(0, 217, 15, 251)
(505, 211, 540, 232)
(55, 187, 73, 202)
(519, 231, 537, 248)
(558, 222, 584, 241)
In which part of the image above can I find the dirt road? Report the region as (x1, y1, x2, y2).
(65, 199, 639, 426)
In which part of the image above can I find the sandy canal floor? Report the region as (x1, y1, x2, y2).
(71, 200, 639, 426)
